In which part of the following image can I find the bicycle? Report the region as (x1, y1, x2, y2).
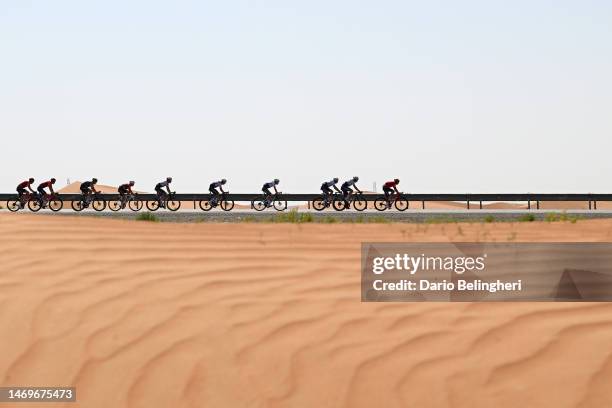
(333, 191, 367, 211)
(146, 192, 181, 211)
(7, 192, 38, 212)
(252, 192, 287, 211)
(374, 192, 409, 211)
(312, 192, 344, 211)
(29, 192, 63, 212)
(109, 193, 143, 212)
(199, 191, 234, 211)
(71, 191, 107, 211)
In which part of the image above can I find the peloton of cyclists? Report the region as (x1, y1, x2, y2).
(16, 178, 36, 206)
(155, 177, 173, 207)
(341, 176, 362, 203)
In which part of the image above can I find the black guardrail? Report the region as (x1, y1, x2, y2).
(1, 193, 610, 210)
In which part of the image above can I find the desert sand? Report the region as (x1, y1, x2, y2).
(2, 214, 612, 407)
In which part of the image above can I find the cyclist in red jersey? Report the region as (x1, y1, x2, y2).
(37, 178, 57, 196)
(17, 178, 35, 198)
(383, 178, 400, 199)
(118, 181, 135, 197)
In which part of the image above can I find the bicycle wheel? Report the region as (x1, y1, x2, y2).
(92, 199, 106, 211)
(395, 197, 409, 211)
(167, 199, 181, 211)
(7, 199, 21, 212)
(353, 196, 367, 212)
(49, 198, 63, 212)
(109, 200, 122, 211)
(332, 198, 348, 211)
(199, 200, 213, 211)
(129, 199, 143, 212)
(146, 200, 160, 211)
(273, 200, 287, 211)
(252, 199, 266, 211)
(312, 197, 326, 211)
(374, 198, 388, 211)
(71, 200, 84, 211)
(28, 199, 42, 212)
(220, 200, 234, 211)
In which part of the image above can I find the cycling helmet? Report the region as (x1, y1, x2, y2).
(333, 177, 339, 183)
(50, 178, 56, 183)
(352, 176, 359, 182)
(166, 177, 173, 183)
(129, 181, 135, 186)
(28, 177, 35, 183)
(221, 178, 227, 184)
(274, 178, 280, 185)
(394, 178, 400, 184)
(92, 178, 98, 184)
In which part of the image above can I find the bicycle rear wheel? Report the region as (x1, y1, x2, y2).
(71, 200, 84, 211)
(28, 200, 42, 212)
(252, 199, 266, 211)
(109, 200, 122, 211)
(374, 198, 388, 211)
(7, 199, 21, 212)
(199, 200, 213, 211)
(146, 201, 160, 211)
(312, 197, 326, 211)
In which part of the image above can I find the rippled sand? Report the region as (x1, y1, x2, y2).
(1, 214, 612, 407)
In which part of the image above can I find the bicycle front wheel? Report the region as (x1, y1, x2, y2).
(129, 200, 143, 211)
(352, 196, 367, 212)
(93, 199, 107, 211)
(49, 198, 63, 212)
(167, 199, 181, 211)
(273, 200, 287, 211)
(220, 200, 234, 211)
(395, 197, 409, 211)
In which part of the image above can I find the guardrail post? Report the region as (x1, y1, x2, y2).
(527, 200, 531, 210)
(588, 200, 592, 210)
(422, 200, 425, 210)
(595, 200, 597, 210)
(479, 200, 482, 209)
(536, 201, 540, 210)
(467, 200, 470, 210)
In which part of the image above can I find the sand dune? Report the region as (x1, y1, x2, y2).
(2, 214, 612, 407)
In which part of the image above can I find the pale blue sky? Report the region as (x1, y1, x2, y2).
(2, 1, 611, 193)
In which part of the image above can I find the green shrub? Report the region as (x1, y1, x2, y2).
(518, 214, 535, 222)
(484, 215, 495, 223)
(136, 212, 159, 222)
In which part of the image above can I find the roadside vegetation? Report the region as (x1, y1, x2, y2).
(135, 212, 159, 222)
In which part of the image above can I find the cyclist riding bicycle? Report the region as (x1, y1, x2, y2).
(37, 178, 56, 196)
(118, 181, 135, 197)
(321, 178, 341, 197)
(262, 179, 280, 200)
(383, 178, 400, 199)
(80, 178, 100, 197)
(17, 178, 36, 201)
(209, 179, 227, 196)
(341, 176, 362, 200)
(155, 177, 173, 205)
